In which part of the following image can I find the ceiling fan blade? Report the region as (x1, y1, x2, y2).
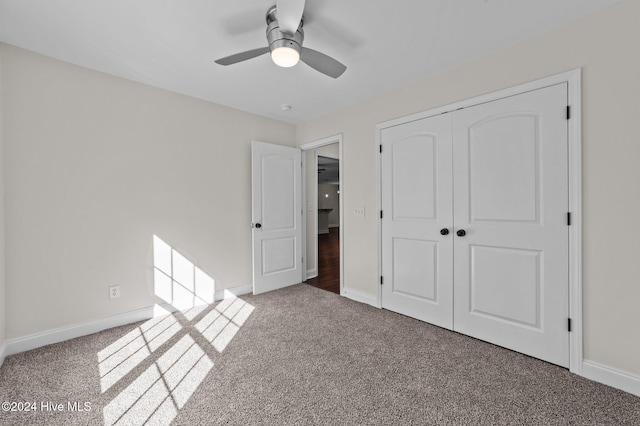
(215, 47, 270, 66)
(300, 48, 346, 79)
(276, 0, 305, 35)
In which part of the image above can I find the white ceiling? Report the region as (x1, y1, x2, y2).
(0, 0, 623, 124)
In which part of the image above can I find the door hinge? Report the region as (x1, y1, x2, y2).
(566, 105, 571, 120)
(567, 212, 571, 226)
(380, 210, 383, 219)
(380, 276, 384, 285)
(568, 318, 572, 332)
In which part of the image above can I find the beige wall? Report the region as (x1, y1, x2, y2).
(297, 0, 640, 377)
(0, 44, 296, 339)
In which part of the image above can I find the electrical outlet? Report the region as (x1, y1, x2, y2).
(354, 207, 366, 217)
(109, 285, 121, 299)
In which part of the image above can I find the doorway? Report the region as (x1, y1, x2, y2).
(300, 137, 343, 295)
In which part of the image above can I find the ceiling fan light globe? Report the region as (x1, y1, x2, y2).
(271, 46, 300, 67)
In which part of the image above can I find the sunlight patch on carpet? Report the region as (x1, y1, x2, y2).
(99, 235, 256, 424)
(98, 315, 182, 392)
(103, 334, 213, 426)
(196, 295, 255, 352)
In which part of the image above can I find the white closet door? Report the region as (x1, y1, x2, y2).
(381, 114, 454, 329)
(452, 83, 569, 367)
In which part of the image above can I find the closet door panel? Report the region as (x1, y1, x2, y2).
(452, 83, 569, 367)
(381, 114, 453, 329)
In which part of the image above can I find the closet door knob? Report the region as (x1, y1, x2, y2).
(254, 223, 262, 229)
(440, 228, 449, 235)
(456, 229, 466, 237)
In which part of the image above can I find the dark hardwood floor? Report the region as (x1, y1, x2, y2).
(306, 227, 340, 294)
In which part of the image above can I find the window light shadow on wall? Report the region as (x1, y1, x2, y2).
(98, 235, 255, 425)
(153, 235, 215, 312)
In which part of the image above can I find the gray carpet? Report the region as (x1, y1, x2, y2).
(0, 284, 638, 425)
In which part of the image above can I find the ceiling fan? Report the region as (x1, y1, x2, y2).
(215, 0, 347, 79)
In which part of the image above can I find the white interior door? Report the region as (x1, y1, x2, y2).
(252, 141, 303, 295)
(452, 83, 569, 367)
(380, 114, 454, 329)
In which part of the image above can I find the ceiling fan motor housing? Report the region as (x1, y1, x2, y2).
(266, 6, 304, 55)
(213, 4, 345, 78)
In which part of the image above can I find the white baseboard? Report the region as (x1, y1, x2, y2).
(582, 360, 640, 397)
(4, 284, 253, 358)
(215, 284, 252, 301)
(342, 288, 379, 308)
(306, 268, 318, 280)
(0, 342, 7, 368)
(5, 306, 154, 357)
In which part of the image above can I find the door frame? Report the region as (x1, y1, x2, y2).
(375, 69, 583, 374)
(300, 134, 344, 295)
